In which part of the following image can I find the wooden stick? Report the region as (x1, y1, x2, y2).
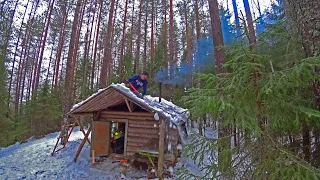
(92, 150, 95, 163)
(74, 124, 92, 162)
(62, 122, 77, 148)
(76, 119, 91, 144)
(51, 137, 60, 156)
(124, 98, 132, 112)
(158, 119, 165, 180)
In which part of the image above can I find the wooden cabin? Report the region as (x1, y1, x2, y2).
(68, 84, 188, 178)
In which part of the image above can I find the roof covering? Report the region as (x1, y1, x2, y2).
(69, 83, 189, 125)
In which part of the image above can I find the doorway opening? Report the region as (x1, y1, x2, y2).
(111, 122, 126, 154)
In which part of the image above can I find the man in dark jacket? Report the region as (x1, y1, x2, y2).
(125, 72, 149, 98)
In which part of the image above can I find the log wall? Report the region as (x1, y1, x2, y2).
(98, 110, 181, 157)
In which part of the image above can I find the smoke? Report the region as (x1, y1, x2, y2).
(155, 37, 214, 87)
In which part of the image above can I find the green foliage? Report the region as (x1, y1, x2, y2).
(179, 18, 320, 178)
(16, 81, 61, 140)
(123, 54, 135, 80)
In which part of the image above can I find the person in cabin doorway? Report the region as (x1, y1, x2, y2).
(125, 72, 149, 99)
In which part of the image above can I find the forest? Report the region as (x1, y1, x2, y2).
(1, 0, 320, 179)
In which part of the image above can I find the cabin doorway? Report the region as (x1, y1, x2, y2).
(111, 121, 127, 155)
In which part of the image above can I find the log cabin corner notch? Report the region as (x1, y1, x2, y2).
(68, 84, 189, 178)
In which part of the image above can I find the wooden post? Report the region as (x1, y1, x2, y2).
(74, 118, 91, 144)
(74, 124, 92, 162)
(92, 150, 95, 163)
(158, 119, 165, 179)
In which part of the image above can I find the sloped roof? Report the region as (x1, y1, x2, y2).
(69, 84, 189, 125)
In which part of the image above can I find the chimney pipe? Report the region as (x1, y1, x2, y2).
(159, 82, 162, 103)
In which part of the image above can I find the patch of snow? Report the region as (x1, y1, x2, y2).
(177, 144, 182, 150)
(168, 143, 172, 151)
(110, 83, 190, 125)
(168, 166, 174, 174)
(0, 128, 118, 179)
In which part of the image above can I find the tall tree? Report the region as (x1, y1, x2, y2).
(118, 0, 129, 81)
(195, 0, 201, 39)
(134, 0, 143, 73)
(150, 0, 155, 71)
(34, 0, 56, 96)
(208, 0, 230, 175)
(53, 0, 68, 95)
(232, 0, 241, 36)
(129, 0, 135, 56)
(61, 0, 83, 144)
(243, 0, 256, 47)
(100, 0, 116, 88)
(283, 0, 320, 163)
(169, 0, 174, 67)
(8, 0, 30, 108)
(91, 0, 103, 89)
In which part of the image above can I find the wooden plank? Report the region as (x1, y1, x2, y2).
(158, 119, 165, 179)
(127, 137, 158, 144)
(75, 119, 91, 144)
(129, 120, 159, 125)
(124, 98, 132, 112)
(124, 120, 128, 156)
(128, 123, 158, 128)
(100, 114, 155, 121)
(128, 128, 159, 135)
(71, 89, 112, 113)
(74, 124, 92, 162)
(100, 118, 128, 123)
(130, 101, 134, 112)
(128, 133, 159, 139)
(127, 142, 147, 147)
(101, 111, 154, 117)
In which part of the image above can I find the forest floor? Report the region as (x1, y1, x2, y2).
(0, 125, 216, 180)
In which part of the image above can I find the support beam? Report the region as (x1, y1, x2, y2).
(158, 119, 165, 179)
(74, 124, 92, 162)
(75, 119, 91, 144)
(124, 98, 132, 112)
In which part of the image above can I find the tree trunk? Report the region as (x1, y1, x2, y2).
(208, 0, 230, 176)
(13, 0, 39, 114)
(169, 0, 174, 66)
(283, 0, 320, 164)
(46, 44, 55, 81)
(183, 1, 192, 87)
(195, 0, 201, 39)
(143, 1, 148, 72)
(129, 0, 135, 57)
(243, 0, 256, 48)
(134, 0, 143, 73)
(62, 0, 83, 144)
(7, 0, 30, 108)
(53, 1, 68, 95)
(163, 0, 167, 71)
(100, 0, 116, 88)
(34, 0, 55, 95)
(91, 0, 103, 90)
(232, 0, 241, 36)
(118, 0, 129, 81)
(150, 0, 155, 72)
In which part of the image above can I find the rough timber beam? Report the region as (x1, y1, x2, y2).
(124, 97, 132, 112)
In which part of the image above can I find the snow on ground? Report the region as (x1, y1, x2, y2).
(0, 128, 116, 180)
(0, 127, 175, 180)
(0, 125, 219, 180)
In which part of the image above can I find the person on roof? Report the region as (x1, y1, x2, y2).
(125, 72, 149, 98)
